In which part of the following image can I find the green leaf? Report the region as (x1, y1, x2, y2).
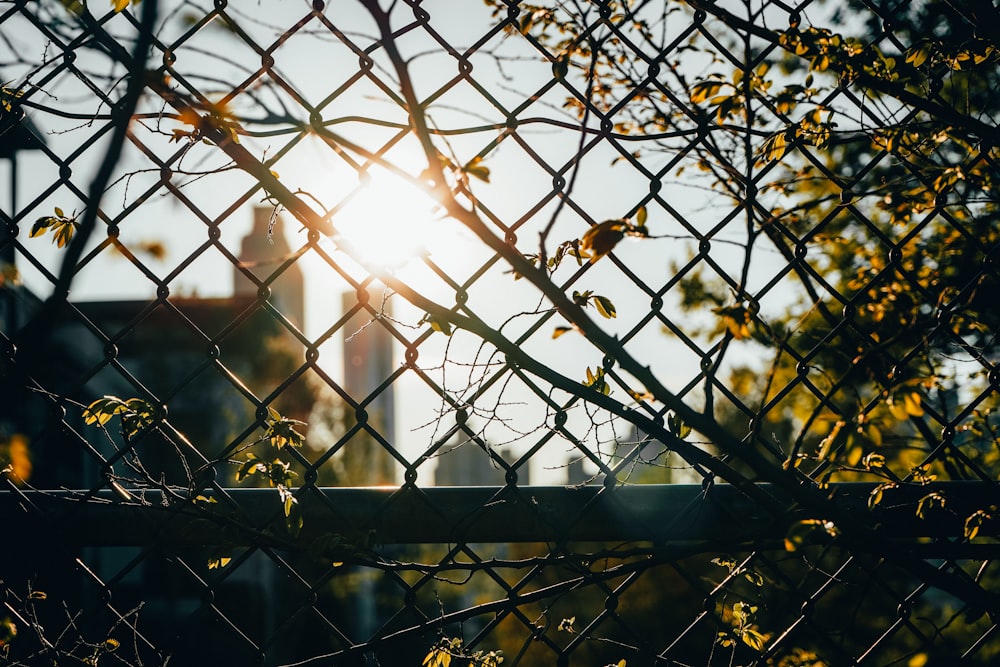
(592, 295, 617, 319)
(265, 411, 307, 449)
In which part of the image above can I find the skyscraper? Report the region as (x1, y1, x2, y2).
(234, 206, 305, 330)
(339, 285, 396, 486)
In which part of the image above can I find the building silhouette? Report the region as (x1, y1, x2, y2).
(0, 206, 328, 663)
(434, 438, 525, 486)
(339, 286, 397, 486)
(234, 206, 305, 329)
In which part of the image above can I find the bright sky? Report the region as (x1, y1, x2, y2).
(3, 0, 785, 483)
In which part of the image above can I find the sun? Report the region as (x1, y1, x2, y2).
(330, 166, 451, 271)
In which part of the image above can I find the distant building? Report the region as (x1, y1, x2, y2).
(339, 285, 397, 485)
(434, 438, 523, 486)
(564, 426, 674, 487)
(0, 205, 324, 663)
(566, 455, 594, 486)
(1, 206, 316, 481)
(234, 206, 305, 329)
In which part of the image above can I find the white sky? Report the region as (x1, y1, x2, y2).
(3, 0, 793, 484)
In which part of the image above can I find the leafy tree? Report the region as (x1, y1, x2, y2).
(477, 0, 998, 491)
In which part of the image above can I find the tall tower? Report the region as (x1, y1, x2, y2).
(234, 207, 305, 329)
(340, 285, 396, 485)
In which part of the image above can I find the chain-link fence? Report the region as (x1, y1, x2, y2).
(2, 0, 999, 665)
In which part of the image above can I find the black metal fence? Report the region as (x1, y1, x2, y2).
(1, 0, 999, 665)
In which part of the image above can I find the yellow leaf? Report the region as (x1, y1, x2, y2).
(580, 220, 627, 260)
(636, 206, 647, 226)
(112, 0, 130, 12)
(905, 46, 930, 68)
(846, 443, 863, 467)
(742, 628, 766, 651)
(784, 519, 838, 552)
(552, 326, 572, 339)
(207, 557, 231, 569)
(420, 313, 454, 336)
(904, 392, 923, 417)
(714, 304, 752, 340)
(863, 452, 885, 469)
(868, 482, 896, 509)
(627, 389, 654, 402)
(817, 420, 845, 461)
(690, 81, 722, 104)
(462, 156, 490, 183)
(1, 434, 31, 484)
(766, 132, 787, 161)
(916, 492, 945, 519)
(964, 510, 988, 540)
(593, 295, 617, 319)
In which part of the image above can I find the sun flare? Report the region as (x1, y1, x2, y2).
(331, 167, 450, 270)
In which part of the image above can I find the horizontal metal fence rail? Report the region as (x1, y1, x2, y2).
(3, 483, 999, 546)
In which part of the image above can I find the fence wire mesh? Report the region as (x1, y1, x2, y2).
(1, 0, 999, 665)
